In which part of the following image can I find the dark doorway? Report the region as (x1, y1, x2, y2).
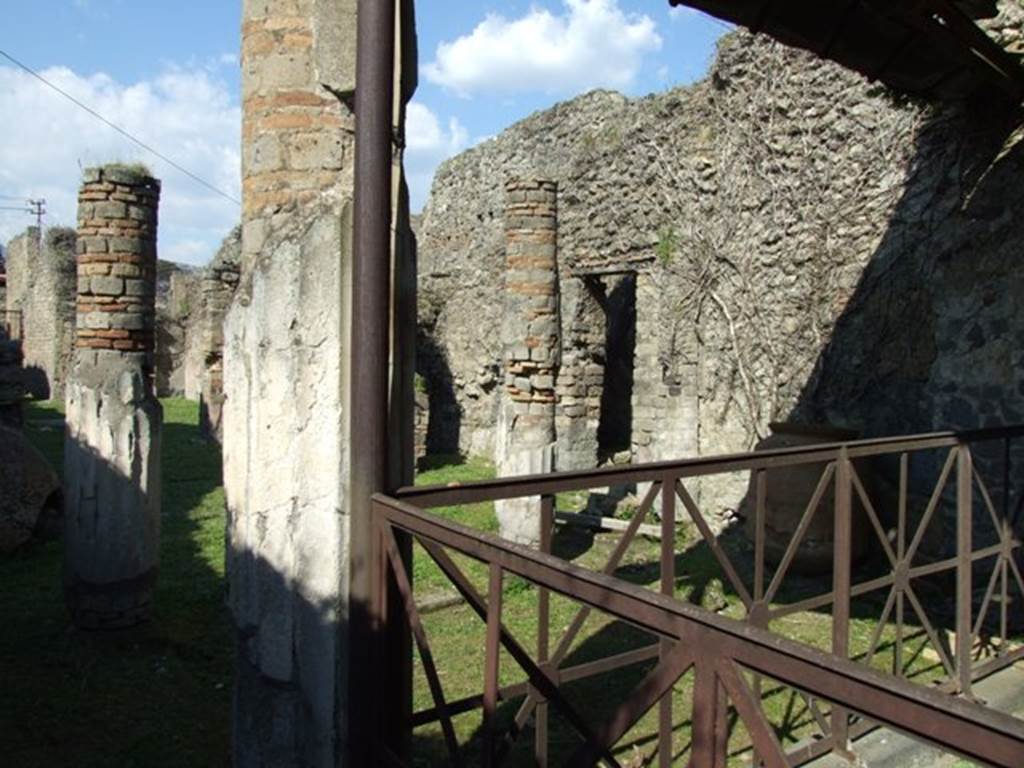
(597, 273, 636, 460)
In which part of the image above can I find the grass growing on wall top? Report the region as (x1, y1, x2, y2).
(96, 161, 154, 178)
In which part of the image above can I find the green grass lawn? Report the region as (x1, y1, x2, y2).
(406, 463, 1002, 766)
(0, 399, 231, 768)
(0, 409, 1001, 767)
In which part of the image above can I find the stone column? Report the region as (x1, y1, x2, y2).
(496, 179, 560, 545)
(64, 165, 162, 629)
(226, 1, 417, 764)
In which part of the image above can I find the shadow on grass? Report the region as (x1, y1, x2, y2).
(406, 462, 961, 766)
(0, 399, 232, 768)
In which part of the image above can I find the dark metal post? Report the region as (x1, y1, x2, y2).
(659, 475, 676, 767)
(690, 656, 717, 767)
(350, 0, 397, 762)
(957, 444, 974, 698)
(1001, 439, 1011, 645)
(536, 495, 553, 766)
(832, 448, 853, 757)
(896, 452, 908, 677)
(484, 562, 504, 767)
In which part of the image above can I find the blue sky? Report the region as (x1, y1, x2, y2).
(0, 1, 726, 265)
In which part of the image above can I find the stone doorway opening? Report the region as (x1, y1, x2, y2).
(596, 272, 636, 463)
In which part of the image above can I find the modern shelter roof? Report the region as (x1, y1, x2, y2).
(669, 0, 1024, 102)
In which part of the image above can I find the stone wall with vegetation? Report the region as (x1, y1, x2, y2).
(418, 5, 1024, 522)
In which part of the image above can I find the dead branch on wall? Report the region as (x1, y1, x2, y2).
(631, 37, 923, 446)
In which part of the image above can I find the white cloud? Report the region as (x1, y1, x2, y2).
(0, 64, 240, 267)
(404, 101, 469, 212)
(669, 6, 700, 20)
(424, 0, 662, 97)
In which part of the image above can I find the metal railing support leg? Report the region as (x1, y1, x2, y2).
(832, 448, 853, 759)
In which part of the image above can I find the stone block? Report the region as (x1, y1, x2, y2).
(82, 236, 109, 253)
(109, 236, 144, 253)
(111, 264, 142, 278)
(91, 276, 124, 296)
(108, 312, 146, 332)
(82, 312, 112, 330)
(94, 201, 128, 220)
(124, 279, 150, 297)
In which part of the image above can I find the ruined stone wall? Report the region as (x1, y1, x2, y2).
(226, 0, 417, 764)
(4, 227, 76, 400)
(146, 230, 242, 403)
(0, 335, 23, 430)
(155, 262, 202, 398)
(418, 4, 1024, 524)
(4, 234, 30, 318)
(198, 227, 240, 442)
(554, 275, 605, 469)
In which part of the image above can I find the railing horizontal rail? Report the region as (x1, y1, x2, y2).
(765, 542, 1008, 620)
(376, 494, 1024, 766)
(396, 424, 1024, 507)
(411, 644, 661, 727)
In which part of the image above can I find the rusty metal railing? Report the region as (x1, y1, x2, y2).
(380, 425, 1024, 765)
(1, 310, 22, 341)
(374, 493, 1024, 767)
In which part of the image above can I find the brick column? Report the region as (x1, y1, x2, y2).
(495, 179, 560, 545)
(64, 165, 162, 629)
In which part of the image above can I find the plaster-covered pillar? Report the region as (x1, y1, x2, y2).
(496, 179, 560, 545)
(64, 165, 162, 629)
(226, 0, 417, 764)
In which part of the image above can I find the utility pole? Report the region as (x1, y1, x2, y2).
(0, 198, 46, 247)
(28, 199, 45, 249)
(28, 199, 45, 231)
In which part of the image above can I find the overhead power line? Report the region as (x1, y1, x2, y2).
(0, 47, 241, 207)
